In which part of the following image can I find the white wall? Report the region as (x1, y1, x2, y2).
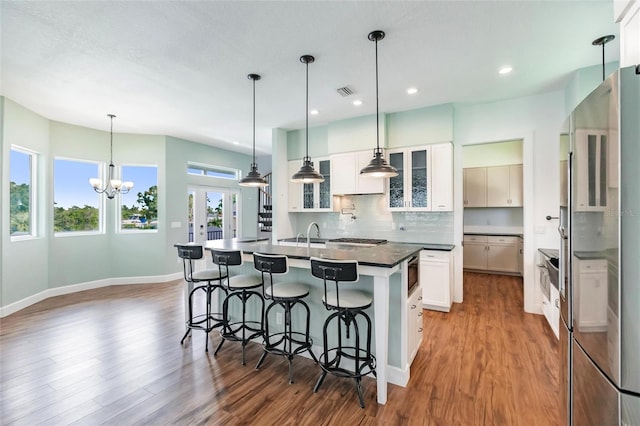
(2, 99, 51, 305)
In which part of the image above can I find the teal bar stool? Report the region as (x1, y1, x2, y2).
(253, 253, 317, 383)
(310, 257, 376, 408)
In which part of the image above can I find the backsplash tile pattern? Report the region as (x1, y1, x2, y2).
(293, 194, 454, 244)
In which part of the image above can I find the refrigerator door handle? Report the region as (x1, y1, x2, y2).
(558, 226, 567, 239)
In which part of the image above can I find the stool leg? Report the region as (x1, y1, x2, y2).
(181, 285, 197, 345)
(314, 371, 327, 393)
(255, 302, 274, 370)
(355, 377, 365, 408)
(205, 285, 212, 352)
(214, 293, 231, 356)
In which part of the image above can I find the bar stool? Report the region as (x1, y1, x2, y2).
(310, 257, 376, 408)
(175, 244, 227, 352)
(208, 248, 264, 365)
(253, 253, 318, 383)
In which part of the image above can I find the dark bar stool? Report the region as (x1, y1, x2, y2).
(310, 257, 376, 408)
(208, 248, 264, 365)
(175, 244, 227, 352)
(253, 253, 318, 383)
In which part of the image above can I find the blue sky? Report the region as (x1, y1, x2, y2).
(49, 159, 157, 209)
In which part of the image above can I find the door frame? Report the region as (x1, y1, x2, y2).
(188, 185, 240, 244)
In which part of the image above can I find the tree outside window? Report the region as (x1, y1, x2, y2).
(121, 165, 158, 230)
(10, 148, 34, 237)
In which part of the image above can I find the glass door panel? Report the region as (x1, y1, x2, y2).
(388, 151, 405, 208)
(411, 149, 428, 208)
(318, 159, 331, 209)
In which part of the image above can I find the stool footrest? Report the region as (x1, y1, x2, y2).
(318, 347, 376, 378)
(262, 331, 313, 357)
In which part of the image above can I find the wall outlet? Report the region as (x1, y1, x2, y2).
(275, 312, 283, 325)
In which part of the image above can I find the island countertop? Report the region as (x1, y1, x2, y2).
(205, 239, 422, 268)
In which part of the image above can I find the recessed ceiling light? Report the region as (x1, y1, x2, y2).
(353, 100, 363, 106)
(499, 66, 513, 75)
(406, 87, 418, 95)
(310, 109, 319, 115)
(233, 141, 240, 145)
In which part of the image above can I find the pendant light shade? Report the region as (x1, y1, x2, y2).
(360, 30, 398, 178)
(291, 55, 324, 183)
(239, 73, 268, 187)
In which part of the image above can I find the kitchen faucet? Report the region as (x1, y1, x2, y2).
(295, 233, 305, 247)
(306, 222, 320, 249)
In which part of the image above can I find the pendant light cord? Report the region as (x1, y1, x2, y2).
(375, 36, 380, 152)
(252, 76, 256, 165)
(305, 58, 309, 160)
(108, 114, 115, 166)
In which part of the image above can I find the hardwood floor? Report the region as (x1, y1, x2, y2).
(1, 272, 560, 425)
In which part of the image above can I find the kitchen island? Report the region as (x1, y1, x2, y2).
(203, 239, 422, 405)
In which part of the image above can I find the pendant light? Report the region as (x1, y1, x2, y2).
(360, 30, 398, 178)
(592, 34, 615, 82)
(89, 114, 134, 199)
(291, 55, 324, 183)
(239, 73, 268, 187)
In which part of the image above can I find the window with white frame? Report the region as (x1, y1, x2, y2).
(10, 147, 36, 238)
(54, 158, 101, 234)
(187, 162, 239, 180)
(120, 165, 158, 231)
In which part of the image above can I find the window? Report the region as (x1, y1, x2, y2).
(187, 162, 239, 180)
(10, 147, 36, 238)
(120, 165, 158, 231)
(54, 158, 101, 234)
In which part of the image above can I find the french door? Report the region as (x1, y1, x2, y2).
(188, 186, 238, 244)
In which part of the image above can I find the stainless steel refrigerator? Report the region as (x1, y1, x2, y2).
(559, 65, 640, 425)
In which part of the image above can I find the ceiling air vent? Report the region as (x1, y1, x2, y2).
(336, 86, 354, 97)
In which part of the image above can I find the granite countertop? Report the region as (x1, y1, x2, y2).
(206, 240, 422, 268)
(278, 237, 454, 252)
(538, 248, 559, 259)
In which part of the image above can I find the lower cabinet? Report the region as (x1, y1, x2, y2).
(463, 234, 520, 274)
(420, 250, 454, 312)
(573, 258, 608, 332)
(406, 286, 423, 365)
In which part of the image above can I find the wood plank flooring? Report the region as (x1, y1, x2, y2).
(1, 272, 560, 425)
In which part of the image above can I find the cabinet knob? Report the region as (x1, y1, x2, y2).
(418, 312, 423, 316)
(411, 304, 416, 309)
(555, 299, 560, 308)
(418, 328, 423, 333)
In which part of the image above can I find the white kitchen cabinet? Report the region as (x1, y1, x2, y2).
(388, 143, 452, 212)
(464, 164, 522, 208)
(463, 234, 519, 274)
(486, 165, 523, 207)
(330, 150, 384, 195)
(574, 129, 609, 211)
(486, 236, 519, 273)
(430, 143, 453, 211)
(463, 167, 487, 207)
(517, 237, 524, 276)
(420, 250, 453, 312)
(573, 257, 608, 332)
(463, 235, 488, 270)
(287, 160, 302, 212)
(406, 286, 423, 364)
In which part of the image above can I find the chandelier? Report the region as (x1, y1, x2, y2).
(89, 114, 134, 199)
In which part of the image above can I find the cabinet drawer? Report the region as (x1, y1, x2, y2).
(420, 250, 450, 262)
(487, 235, 518, 245)
(463, 235, 488, 243)
(578, 259, 607, 272)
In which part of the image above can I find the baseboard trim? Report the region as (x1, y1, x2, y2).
(0, 272, 183, 318)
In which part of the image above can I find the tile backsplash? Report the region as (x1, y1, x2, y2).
(293, 194, 454, 244)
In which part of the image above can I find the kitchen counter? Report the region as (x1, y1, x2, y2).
(278, 237, 454, 253)
(464, 231, 524, 237)
(212, 240, 422, 268)
(204, 239, 422, 405)
(538, 248, 559, 259)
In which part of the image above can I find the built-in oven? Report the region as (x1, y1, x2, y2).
(407, 255, 419, 296)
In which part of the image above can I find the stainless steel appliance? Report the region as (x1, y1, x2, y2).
(560, 66, 640, 425)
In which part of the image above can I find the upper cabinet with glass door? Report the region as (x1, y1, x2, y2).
(387, 143, 453, 212)
(288, 156, 332, 212)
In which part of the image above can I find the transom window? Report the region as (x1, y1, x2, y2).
(187, 162, 239, 180)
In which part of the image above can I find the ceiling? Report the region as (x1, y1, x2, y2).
(1, 1, 619, 155)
